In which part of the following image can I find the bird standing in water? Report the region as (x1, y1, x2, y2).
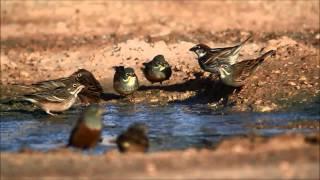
(21, 83, 85, 116)
(113, 66, 139, 96)
(116, 123, 149, 153)
(68, 105, 104, 149)
(142, 55, 172, 85)
(189, 36, 251, 74)
(217, 50, 276, 87)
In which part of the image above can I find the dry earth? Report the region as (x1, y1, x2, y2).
(0, 1, 320, 179)
(1, 1, 319, 111)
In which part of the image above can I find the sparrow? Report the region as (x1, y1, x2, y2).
(67, 105, 104, 149)
(14, 69, 103, 104)
(72, 69, 103, 104)
(21, 83, 85, 116)
(116, 123, 149, 153)
(142, 55, 172, 84)
(218, 50, 276, 87)
(189, 36, 251, 74)
(113, 66, 139, 96)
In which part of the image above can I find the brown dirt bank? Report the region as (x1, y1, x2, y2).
(1, 32, 319, 112)
(1, 133, 319, 179)
(1, 1, 319, 111)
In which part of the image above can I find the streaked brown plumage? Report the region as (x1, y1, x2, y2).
(22, 83, 85, 116)
(190, 36, 251, 74)
(218, 50, 276, 87)
(14, 69, 103, 104)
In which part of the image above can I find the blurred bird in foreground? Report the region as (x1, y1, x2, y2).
(21, 83, 85, 116)
(189, 36, 251, 74)
(14, 69, 103, 104)
(68, 105, 104, 149)
(116, 123, 149, 153)
(217, 50, 276, 87)
(142, 55, 172, 85)
(113, 66, 139, 96)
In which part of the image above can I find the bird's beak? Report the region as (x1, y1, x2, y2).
(159, 65, 166, 71)
(189, 46, 197, 52)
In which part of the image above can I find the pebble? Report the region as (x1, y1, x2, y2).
(20, 71, 29, 77)
(272, 70, 281, 74)
(288, 82, 296, 86)
(299, 76, 307, 81)
(257, 82, 266, 87)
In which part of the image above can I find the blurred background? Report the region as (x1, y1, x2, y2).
(1, 1, 319, 38)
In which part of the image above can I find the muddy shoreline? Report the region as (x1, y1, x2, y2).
(1, 1, 319, 178)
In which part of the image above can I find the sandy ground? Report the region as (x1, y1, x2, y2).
(1, 133, 319, 179)
(1, 1, 320, 178)
(1, 1, 320, 111)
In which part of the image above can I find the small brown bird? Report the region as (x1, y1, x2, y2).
(189, 36, 251, 74)
(14, 69, 103, 104)
(116, 123, 149, 153)
(68, 105, 104, 149)
(218, 50, 276, 87)
(113, 66, 139, 96)
(142, 55, 172, 84)
(22, 83, 85, 116)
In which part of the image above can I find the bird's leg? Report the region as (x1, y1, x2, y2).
(46, 110, 58, 116)
(129, 93, 136, 103)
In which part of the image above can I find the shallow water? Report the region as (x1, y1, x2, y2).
(0, 103, 319, 154)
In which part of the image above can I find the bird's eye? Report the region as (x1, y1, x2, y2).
(77, 73, 82, 77)
(73, 84, 78, 88)
(221, 64, 228, 68)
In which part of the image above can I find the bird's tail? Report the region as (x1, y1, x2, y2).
(239, 35, 252, 46)
(227, 35, 252, 60)
(257, 50, 276, 63)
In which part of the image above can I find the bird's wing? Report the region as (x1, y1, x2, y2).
(24, 93, 65, 102)
(231, 59, 261, 82)
(23, 87, 71, 102)
(205, 45, 241, 65)
(207, 36, 251, 66)
(231, 50, 274, 83)
(11, 77, 74, 95)
(33, 77, 73, 90)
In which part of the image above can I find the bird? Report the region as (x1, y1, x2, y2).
(142, 55, 172, 84)
(21, 82, 85, 116)
(189, 36, 251, 74)
(71, 69, 103, 104)
(13, 69, 103, 104)
(113, 66, 139, 96)
(116, 123, 149, 153)
(67, 105, 104, 149)
(217, 50, 276, 87)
